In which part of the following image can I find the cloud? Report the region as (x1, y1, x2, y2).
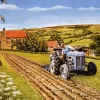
(23, 15, 100, 28)
(0, 24, 20, 27)
(0, 24, 20, 30)
(0, 4, 23, 10)
(77, 6, 100, 11)
(27, 5, 72, 11)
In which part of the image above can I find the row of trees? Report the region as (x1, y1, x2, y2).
(10, 31, 64, 52)
(11, 31, 48, 52)
(90, 34, 100, 55)
(48, 33, 64, 45)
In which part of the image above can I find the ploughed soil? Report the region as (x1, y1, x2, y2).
(2, 53, 100, 100)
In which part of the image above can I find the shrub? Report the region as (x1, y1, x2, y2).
(0, 72, 22, 100)
(95, 47, 100, 55)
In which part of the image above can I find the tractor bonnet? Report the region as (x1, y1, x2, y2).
(66, 51, 85, 56)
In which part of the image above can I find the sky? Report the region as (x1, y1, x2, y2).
(0, 0, 100, 30)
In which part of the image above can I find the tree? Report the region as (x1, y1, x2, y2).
(95, 47, 100, 55)
(90, 34, 100, 55)
(1, 0, 7, 3)
(48, 33, 64, 45)
(39, 36, 48, 52)
(90, 42, 97, 50)
(15, 31, 48, 52)
(0, 15, 5, 22)
(0, 0, 7, 22)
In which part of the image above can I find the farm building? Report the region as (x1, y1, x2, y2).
(46, 41, 61, 50)
(0, 28, 27, 50)
(73, 45, 95, 57)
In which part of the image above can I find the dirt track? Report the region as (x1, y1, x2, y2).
(1, 53, 100, 100)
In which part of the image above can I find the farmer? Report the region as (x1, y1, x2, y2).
(49, 48, 60, 62)
(60, 43, 75, 61)
(0, 60, 2, 67)
(49, 48, 54, 62)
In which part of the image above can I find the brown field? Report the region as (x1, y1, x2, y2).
(2, 53, 100, 100)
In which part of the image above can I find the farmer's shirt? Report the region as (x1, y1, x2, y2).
(62, 45, 75, 54)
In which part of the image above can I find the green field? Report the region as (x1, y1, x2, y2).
(64, 38, 77, 43)
(61, 35, 71, 38)
(72, 58, 100, 90)
(0, 53, 42, 100)
(70, 39, 91, 46)
(1, 51, 100, 91)
(44, 36, 50, 40)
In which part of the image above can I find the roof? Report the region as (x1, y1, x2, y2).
(54, 47, 62, 50)
(73, 45, 87, 50)
(46, 41, 60, 48)
(4, 30, 27, 38)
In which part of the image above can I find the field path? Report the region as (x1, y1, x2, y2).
(1, 53, 100, 100)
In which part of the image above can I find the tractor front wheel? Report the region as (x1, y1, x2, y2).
(87, 62, 97, 75)
(60, 64, 70, 80)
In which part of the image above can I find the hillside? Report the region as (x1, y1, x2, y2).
(24, 24, 100, 46)
(1, 24, 100, 47)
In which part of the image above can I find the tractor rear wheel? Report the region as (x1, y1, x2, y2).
(49, 60, 60, 75)
(60, 64, 70, 80)
(87, 62, 97, 75)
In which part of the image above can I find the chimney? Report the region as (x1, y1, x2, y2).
(3, 28, 5, 36)
(3, 28, 5, 32)
(23, 28, 26, 31)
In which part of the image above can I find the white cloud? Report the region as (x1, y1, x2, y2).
(23, 15, 100, 28)
(0, 24, 20, 27)
(0, 24, 20, 30)
(0, 4, 23, 10)
(27, 5, 72, 11)
(1, 14, 100, 30)
(77, 6, 100, 11)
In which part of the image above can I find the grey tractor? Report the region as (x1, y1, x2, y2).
(49, 49, 97, 80)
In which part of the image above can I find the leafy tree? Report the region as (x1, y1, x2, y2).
(15, 31, 48, 52)
(90, 34, 100, 55)
(11, 39, 16, 50)
(1, 0, 7, 3)
(39, 37, 48, 52)
(0, 0, 7, 22)
(48, 33, 64, 45)
(70, 40, 72, 43)
(95, 47, 100, 55)
(90, 42, 97, 50)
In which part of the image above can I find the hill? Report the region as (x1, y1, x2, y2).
(24, 24, 100, 46)
(1, 24, 100, 47)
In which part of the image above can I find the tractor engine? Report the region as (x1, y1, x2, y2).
(66, 51, 86, 71)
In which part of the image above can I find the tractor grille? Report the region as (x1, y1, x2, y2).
(82, 56, 85, 66)
(76, 56, 80, 66)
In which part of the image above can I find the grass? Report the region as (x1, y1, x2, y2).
(61, 35, 70, 38)
(72, 58, 100, 91)
(44, 36, 50, 40)
(1, 51, 100, 91)
(0, 53, 42, 100)
(0, 51, 50, 64)
(64, 38, 77, 43)
(70, 39, 91, 46)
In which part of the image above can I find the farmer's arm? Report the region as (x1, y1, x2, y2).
(60, 49, 64, 59)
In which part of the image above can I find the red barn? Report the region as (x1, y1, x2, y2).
(46, 41, 61, 50)
(1, 28, 27, 50)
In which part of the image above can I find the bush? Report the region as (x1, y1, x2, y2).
(0, 72, 22, 100)
(90, 42, 97, 50)
(95, 47, 100, 54)
(70, 40, 72, 43)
